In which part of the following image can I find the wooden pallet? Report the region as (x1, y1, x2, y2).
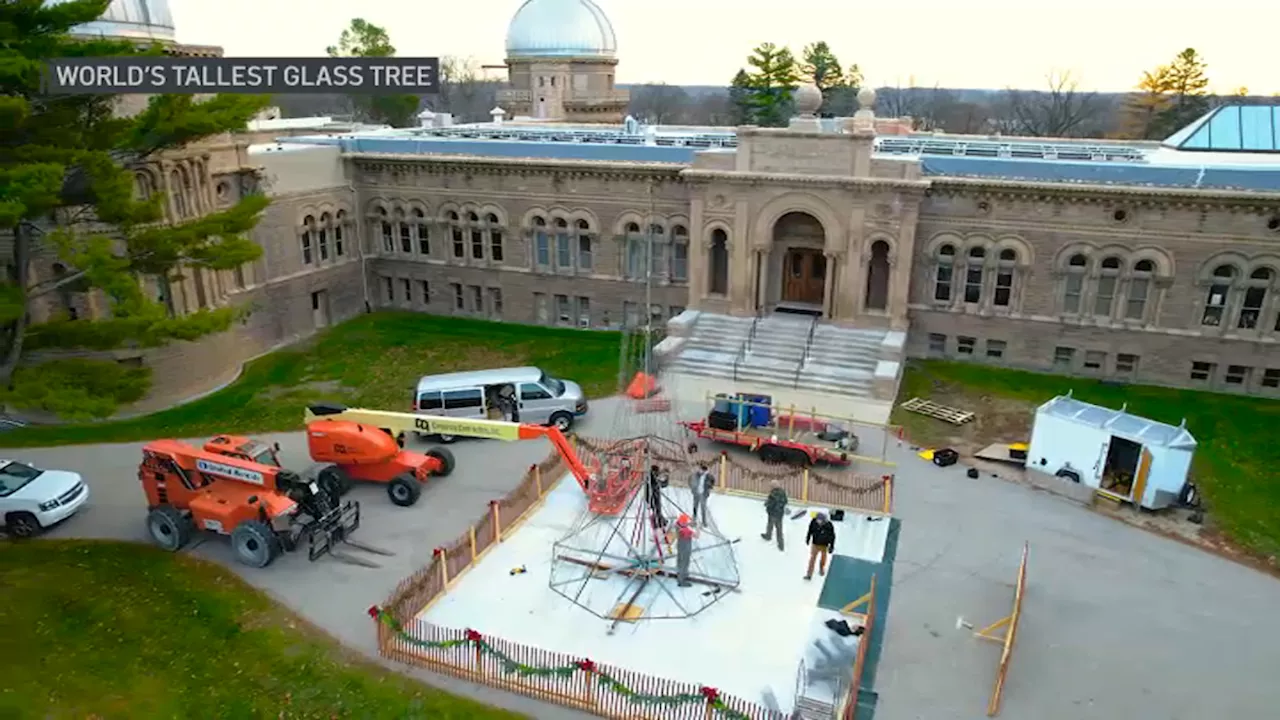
(900, 397, 975, 425)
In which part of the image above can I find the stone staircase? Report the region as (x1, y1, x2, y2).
(662, 311, 892, 401)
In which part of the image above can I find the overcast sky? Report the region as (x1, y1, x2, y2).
(169, 0, 1279, 93)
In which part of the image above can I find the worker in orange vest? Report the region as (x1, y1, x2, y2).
(672, 513, 697, 587)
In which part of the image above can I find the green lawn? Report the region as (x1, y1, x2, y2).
(0, 540, 524, 719)
(894, 360, 1280, 560)
(0, 312, 622, 448)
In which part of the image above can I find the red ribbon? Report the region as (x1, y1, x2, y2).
(700, 686, 720, 702)
(577, 659, 596, 673)
(465, 628, 483, 642)
(366, 605, 381, 619)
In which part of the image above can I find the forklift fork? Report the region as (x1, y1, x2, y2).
(304, 500, 396, 568)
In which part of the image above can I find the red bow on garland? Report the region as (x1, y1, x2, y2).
(700, 686, 720, 703)
(577, 659, 596, 673)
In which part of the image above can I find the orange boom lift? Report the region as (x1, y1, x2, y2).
(302, 404, 641, 515)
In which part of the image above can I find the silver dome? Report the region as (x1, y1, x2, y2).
(46, 0, 176, 42)
(505, 0, 617, 59)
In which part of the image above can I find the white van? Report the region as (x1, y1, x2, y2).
(412, 366, 588, 442)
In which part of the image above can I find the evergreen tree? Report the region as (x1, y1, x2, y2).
(728, 69, 755, 125)
(0, 0, 270, 415)
(1122, 48, 1211, 140)
(800, 41, 844, 116)
(327, 18, 421, 127)
(743, 43, 800, 127)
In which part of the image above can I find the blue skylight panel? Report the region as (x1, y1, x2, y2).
(1240, 106, 1276, 151)
(1206, 106, 1243, 150)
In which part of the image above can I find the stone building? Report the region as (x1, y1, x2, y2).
(26, 0, 1280, 419)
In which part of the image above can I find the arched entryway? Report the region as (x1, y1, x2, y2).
(772, 211, 827, 308)
(864, 240, 891, 311)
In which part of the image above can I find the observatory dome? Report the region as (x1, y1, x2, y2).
(505, 0, 617, 59)
(46, 0, 176, 42)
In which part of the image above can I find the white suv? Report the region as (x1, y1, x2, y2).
(0, 460, 90, 538)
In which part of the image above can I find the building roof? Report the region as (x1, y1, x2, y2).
(505, 0, 617, 58)
(48, 0, 175, 41)
(1162, 105, 1280, 153)
(1036, 395, 1197, 449)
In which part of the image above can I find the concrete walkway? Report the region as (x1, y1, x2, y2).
(5, 394, 1279, 720)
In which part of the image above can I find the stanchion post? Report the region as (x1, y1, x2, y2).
(718, 453, 727, 489)
(802, 468, 810, 503)
(436, 546, 448, 587)
(533, 463, 543, 496)
(883, 475, 893, 514)
(468, 525, 477, 561)
(490, 500, 502, 542)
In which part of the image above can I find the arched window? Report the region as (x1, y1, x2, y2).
(648, 223, 667, 279)
(51, 262, 79, 320)
(334, 210, 347, 256)
(554, 218, 571, 269)
(1202, 264, 1236, 327)
(170, 169, 186, 219)
(934, 244, 955, 302)
(708, 228, 729, 295)
(532, 216, 550, 267)
(963, 247, 985, 304)
(179, 166, 195, 214)
(134, 172, 153, 200)
(1126, 259, 1154, 321)
(1240, 267, 1272, 329)
(471, 212, 486, 260)
(575, 219, 592, 271)
(378, 207, 393, 252)
(300, 215, 315, 265)
(1094, 256, 1122, 317)
(448, 211, 464, 259)
(1063, 253, 1088, 314)
(624, 222, 643, 279)
(487, 213, 504, 263)
(865, 241, 891, 311)
(318, 212, 331, 261)
(670, 224, 689, 282)
(397, 208, 412, 253)
(994, 248, 1017, 307)
(413, 208, 429, 254)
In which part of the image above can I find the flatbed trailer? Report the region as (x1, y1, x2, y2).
(680, 392, 860, 467)
(682, 419, 852, 467)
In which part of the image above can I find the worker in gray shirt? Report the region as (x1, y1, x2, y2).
(762, 480, 788, 551)
(689, 462, 714, 525)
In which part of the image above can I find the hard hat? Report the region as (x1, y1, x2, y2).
(677, 513, 691, 525)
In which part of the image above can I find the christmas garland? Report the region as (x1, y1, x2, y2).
(370, 606, 751, 719)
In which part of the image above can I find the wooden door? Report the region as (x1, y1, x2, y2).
(782, 249, 826, 305)
(1131, 447, 1153, 507)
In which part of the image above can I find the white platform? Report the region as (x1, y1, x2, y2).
(419, 474, 889, 714)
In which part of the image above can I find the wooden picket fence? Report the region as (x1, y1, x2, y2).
(378, 434, 891, 719)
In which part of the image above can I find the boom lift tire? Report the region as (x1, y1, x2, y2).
(317, 465, 354, 496)
(436, 433, 458, 444)
(426, 447, 455, 476)
(147, 505, 193, 551)
(231, 520, 282, 568)
(387, 474, 422, 507)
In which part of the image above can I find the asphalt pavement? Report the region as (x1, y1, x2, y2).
(5, 394, 1280, 720)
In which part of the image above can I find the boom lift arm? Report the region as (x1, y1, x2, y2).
(304, 404, 595, 490)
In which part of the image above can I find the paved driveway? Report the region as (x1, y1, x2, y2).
(5, 399, 1280, 720)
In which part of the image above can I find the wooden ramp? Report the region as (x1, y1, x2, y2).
(900, 397, 975, 425)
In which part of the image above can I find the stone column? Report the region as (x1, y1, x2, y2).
(840, 206, 866, 320)
(822, 251, 836, 318)
(728, 200, 751, 315)
(889, 209, 918, 328)
(688, 197, 706, 305)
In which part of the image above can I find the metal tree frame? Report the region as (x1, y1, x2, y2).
(549, 441, 741, 632)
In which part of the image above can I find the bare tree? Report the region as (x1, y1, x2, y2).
(429, 56, 500, 122)
(691, 90, 734, 126)
(628, 83, 692, 125)
(994, 71, 1102, 138)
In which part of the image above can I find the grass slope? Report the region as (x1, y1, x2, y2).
(1, 312, 622, 448)
(0, 540, 524, 719)
(894, 360, 1280, 559)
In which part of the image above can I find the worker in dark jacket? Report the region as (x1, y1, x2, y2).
(805, 512, 836, 580)
(761, 480, 788, 551)
(645, 464, 667, 528)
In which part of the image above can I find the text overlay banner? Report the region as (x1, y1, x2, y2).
(43, 57, 440, 94)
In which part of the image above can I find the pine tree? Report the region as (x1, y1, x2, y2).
(800, 41, 848, 116)
(743, 43, 800, 127)
(1122, 48, 1211, 140)
(327, 18, 421, 127)
(0, 0, 270, 414)
(728, 69, 755, 125)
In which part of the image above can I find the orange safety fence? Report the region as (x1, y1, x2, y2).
(974, 542, 1029, 717)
